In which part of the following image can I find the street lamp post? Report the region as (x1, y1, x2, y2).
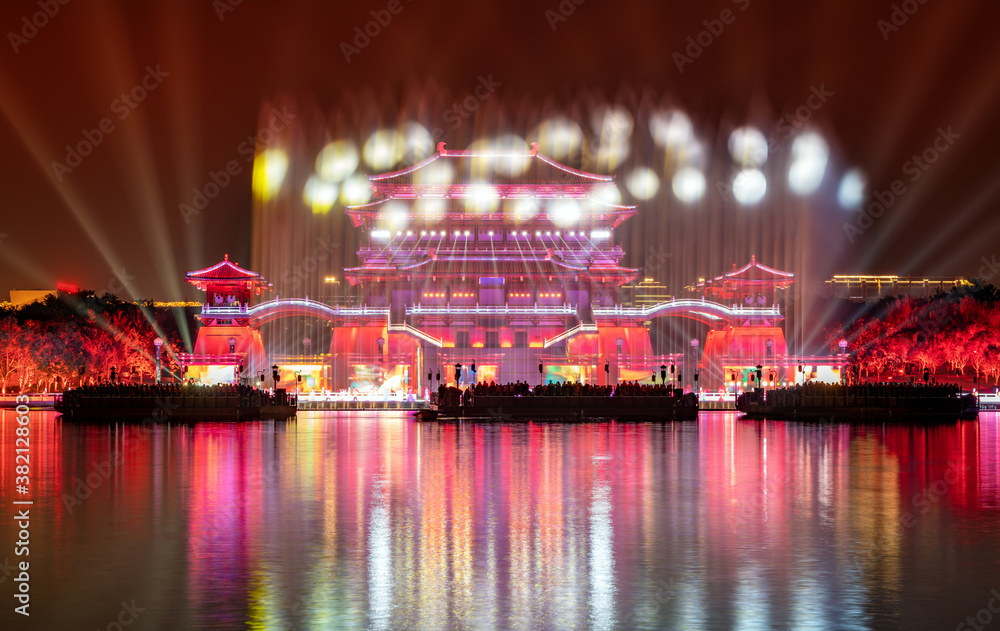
(616, 337, 624, 384)
(838, 339, 848, 385)
(765, 338, 773, 387)
(153, 337, 162, 385)
(690, 338, 701, 390)
(302, 337, 312, 389)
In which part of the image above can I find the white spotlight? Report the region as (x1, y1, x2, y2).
(591, 183, 622, 206)
(363, 129, 404, 169)
(414, 159, 454, 186)
(340, 174, 373, 205)
(649, 110, 694, 149)
(671, 167, 706, 203)
(838, 169, 866, 209)
(732, 169, 767, 205)
(548, 199, 581, 227)
(303, 176, 338, 213)
(402, 122, 434, 164)
(536, 116, 583, 159)
(729, 127, 768, 167)
(414, 197, 446, 223)
(788, 132, 829, 195)
(626, 167, 660, 200)
(316, 141, 359, 182)
(379, 201, 408, 229)
(466, 184, 500, 213)
(512, 196, 540, 222)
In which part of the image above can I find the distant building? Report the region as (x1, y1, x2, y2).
(825, 275, 972, 301)
(9, 290, 55, 307)
(9, 283, 78, 307)
(618, 278, 670, 307)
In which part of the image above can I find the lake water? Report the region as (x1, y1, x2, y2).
(2, 410, 999, 630)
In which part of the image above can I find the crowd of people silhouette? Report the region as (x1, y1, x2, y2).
(435, 380, 692, 407)
(59, 383, 287, 408)
(739, 381, 966, 409)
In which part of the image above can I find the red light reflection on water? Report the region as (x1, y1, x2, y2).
(1, 411, 999, 629)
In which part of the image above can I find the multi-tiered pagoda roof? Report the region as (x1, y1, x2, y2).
(344, 142, 639, 286)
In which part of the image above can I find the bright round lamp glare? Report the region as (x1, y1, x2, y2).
(649, 110, 694, 149)
(512, 196, 540, 222)
(379, 201, 408, 229)
(590, 183, 622, 206)
(590, 107, 633, 170)
(548, 199, 580, 227)
(672, 167, 706, 203)
(467, 184, 500, 213)
(536, 117, 583, 159)
(363, 129, 405, 169)
(316, 141, 358, 182)
(591, 137, 630, 171)
(593, 106, 633, 141)
(788, 160, 826, 196)
(402, 122, 434, 163)
(414, 159, 454, 186)
(303, 176, 338, 213)
(728, 127, 768, 167)
(251, 149, 288, 201)
(838, 169, 866, 209)
(626, 167, 660, 200)
(340, 174, 373, 205)
(483, 135, 531, 176)
(732, 169, 767, 205)
(788, 133, 829, 195)
(415, 197, 446, 222)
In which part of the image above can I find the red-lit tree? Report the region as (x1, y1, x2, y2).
(0, 317, 22, 393)
(912, 337, 944, 375)
(984, 344, 1000, 386)
(15, 321, 42, 392)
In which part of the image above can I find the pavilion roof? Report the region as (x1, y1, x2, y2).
(364, 142, 614, 188)
(185, 255, 271, 288)
(700, 255, 795, 287)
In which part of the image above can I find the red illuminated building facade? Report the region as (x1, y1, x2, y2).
(335, 142, 654, 389)
(180, 144, 808, 392)
(695, 256, 795, 389)
(180, 254, 271, 384)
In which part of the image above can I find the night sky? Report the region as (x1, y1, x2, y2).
(1, 0, 998, 301)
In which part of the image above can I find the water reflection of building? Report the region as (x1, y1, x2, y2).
(169, 412, 999, 629)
